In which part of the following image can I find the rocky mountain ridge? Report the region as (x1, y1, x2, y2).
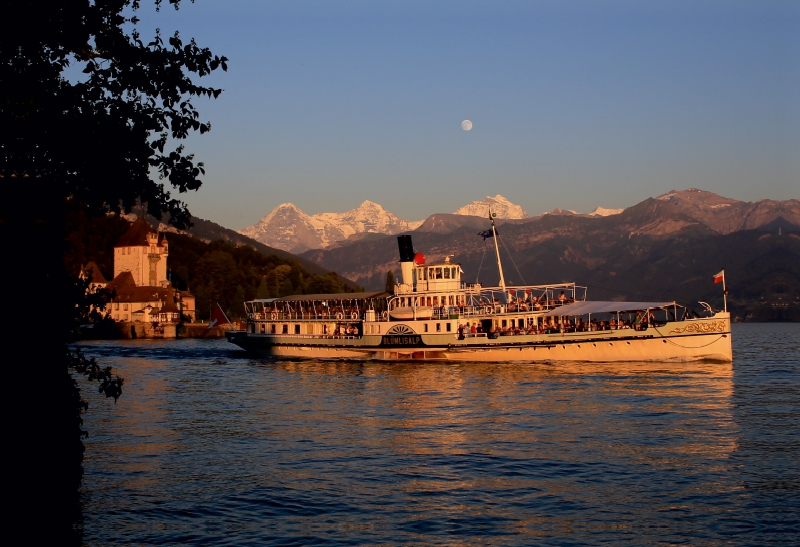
(239, 194, 621, 253)
(239, 200, 424, 254)
(298, 189, 800, 317)
(452, 194, 529, 219)
(239, 188, 800, 263)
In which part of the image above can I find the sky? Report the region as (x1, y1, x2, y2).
(130, 0, 799, 230)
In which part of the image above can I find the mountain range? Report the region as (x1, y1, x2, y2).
(239, 194, 625, 254)
(294, 189, 800, 320)
(137, 187, 799, 320)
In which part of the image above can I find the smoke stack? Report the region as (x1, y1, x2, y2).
(397, 235, 415, 287)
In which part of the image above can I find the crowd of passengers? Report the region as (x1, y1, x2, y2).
(458, 311, 659, 338)
(253, 305, 372, 318)
(506, 290, 575, 312)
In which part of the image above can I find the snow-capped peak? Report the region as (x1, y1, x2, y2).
(587, 206, 624, 217)
(239, 201, 423, 254)
(453, 195, 528, 219)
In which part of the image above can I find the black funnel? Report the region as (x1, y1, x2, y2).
(397, 235, 414, 262)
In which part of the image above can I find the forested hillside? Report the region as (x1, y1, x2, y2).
(64, 207, 361, 320)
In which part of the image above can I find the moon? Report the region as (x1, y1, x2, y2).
(462, 119, 473, 131)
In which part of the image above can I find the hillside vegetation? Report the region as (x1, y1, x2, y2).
(65, 208, 361, 320)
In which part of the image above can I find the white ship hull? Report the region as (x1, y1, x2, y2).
(227, 232, 733, 364)
(227, 314, 732, 363)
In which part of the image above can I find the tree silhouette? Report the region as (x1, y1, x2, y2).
(385, 271, 396, 294)
(1, 1, 226, 538)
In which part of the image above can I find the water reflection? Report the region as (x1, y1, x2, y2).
(74, 332, 798, 546)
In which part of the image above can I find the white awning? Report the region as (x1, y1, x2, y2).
(544, 301, 678, 317)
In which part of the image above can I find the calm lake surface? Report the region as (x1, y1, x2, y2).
(75, 323, 799, 546)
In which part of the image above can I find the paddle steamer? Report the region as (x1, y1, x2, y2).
(227, 216, 732, 362)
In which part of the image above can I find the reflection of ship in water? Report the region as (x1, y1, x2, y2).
(228, 214, 733, 363)
(266, 358, 739, 536)
(273, 360, 736, 464)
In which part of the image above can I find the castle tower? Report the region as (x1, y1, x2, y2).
(114, 218, 169, 287)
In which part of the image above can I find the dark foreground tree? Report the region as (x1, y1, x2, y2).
(385, 270, 395, 294)
(1, 0, 226, 538)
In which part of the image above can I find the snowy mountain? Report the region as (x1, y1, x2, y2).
(452, 195, 529, 219)
(587, 206, 624, 217)
(239, 201, 424, 254)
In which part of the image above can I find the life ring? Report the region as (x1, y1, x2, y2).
(270, 312, 277, 320)
(381, 311, 388, 321)
(351, 312, 359, 320)
(336, 312, 343, 320)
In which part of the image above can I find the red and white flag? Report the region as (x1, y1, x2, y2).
(208, 303, 231, 329)
(713, 270, 725, 284)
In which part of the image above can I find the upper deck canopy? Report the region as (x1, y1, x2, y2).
(250, 292, 389, 303)
(545, 300, 678, 316)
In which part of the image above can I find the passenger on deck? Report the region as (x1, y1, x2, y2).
(558, 291, 567, 304)
(470, 323, 477, 334)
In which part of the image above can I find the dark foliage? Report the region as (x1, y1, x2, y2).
(385, 270, 395, 294)
(139, 232, 362, 319)
(1, 0, 226, 537)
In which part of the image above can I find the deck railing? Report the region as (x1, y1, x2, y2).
(246, 301, 577, 322)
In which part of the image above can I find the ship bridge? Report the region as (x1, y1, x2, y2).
(396, 256, 465, 293)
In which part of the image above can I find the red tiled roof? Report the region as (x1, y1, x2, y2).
(106, 272, 166, 302)
(81, 262, 108, 283)
(117, 217, 163, 247)
(105, 273, 194, 306)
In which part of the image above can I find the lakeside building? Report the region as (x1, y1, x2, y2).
(88, 218, 196, 323)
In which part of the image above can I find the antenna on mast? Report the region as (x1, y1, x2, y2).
(489, 210, 507, 299)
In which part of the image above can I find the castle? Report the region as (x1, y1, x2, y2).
(83, 218, 196, 323)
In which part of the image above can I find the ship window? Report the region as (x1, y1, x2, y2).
(294, 324, 300, 334)
(433, 296, 439, 306)
(435, 267, 442, 279)
(282, 324, 288, 334)
(271, 324, 276, 334)
(446, 323, 452, 332)
(424, 324, 429, 333)
(436, 323, 441, 332)
(443, 268, 450, 279)
(377, 325, 381, 334)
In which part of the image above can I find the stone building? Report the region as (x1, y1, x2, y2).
(114, 218, 169, 287)
(103, 218, 196, 323)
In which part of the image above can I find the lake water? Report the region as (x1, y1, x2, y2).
(75, 323, 799, 546)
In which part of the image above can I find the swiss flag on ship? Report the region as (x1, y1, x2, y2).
(713, 270, 725, 284)
(208, 304, 231, 329)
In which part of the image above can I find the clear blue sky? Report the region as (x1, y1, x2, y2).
(133, 0, 799, 229)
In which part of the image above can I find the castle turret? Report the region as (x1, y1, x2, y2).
(114, 218, 168, 287)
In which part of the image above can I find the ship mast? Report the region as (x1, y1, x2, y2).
(489, 210, 507, 299)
